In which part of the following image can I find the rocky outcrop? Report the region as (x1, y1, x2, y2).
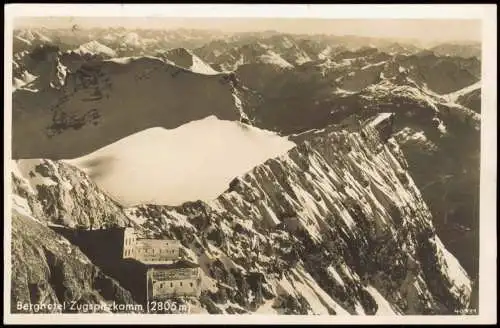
(11, 210, 138, 313)
(11, 159, 130, 228)
(456, 88, 481, 114)
(318, 79, 481, 281)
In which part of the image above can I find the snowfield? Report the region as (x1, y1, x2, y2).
(65, 116, 295, 206)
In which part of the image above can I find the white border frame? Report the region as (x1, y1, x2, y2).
(3, 4, 497, 325)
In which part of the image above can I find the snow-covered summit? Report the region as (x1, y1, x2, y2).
(73, 40, 117, 58)
(160, 48, 220, 75)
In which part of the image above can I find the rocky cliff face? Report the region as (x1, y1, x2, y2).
(11, 158, 130, 228)
(10, 210, 138, 313)
(10, 121, 472, 314)
(456, 88, 481, 114)
(297, 76, 481, 282)
(125, 124, 472, 314)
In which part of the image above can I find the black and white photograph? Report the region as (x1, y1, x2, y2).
(3, 4, 497, 325)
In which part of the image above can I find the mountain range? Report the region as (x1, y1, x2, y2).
(9, 27, 481, 315)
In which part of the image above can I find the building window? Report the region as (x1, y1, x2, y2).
(190, 282, 193, 287)
(170, 283, 173, 287)
(179, 282, 183, 287)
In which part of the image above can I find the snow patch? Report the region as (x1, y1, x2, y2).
(259, 51, 294, 68)
(368, 112, 393, 128)
(12, 194, 36, 221)
(318, 46, 332, 60)
(281, 37, 294, 49)
(190, 55, 220, 75)
(15, 159, 58, 190)
(365, 285, 399, 315)
(327, 266, 345, 287)
(435, 236, 471, 295)
(104, 57, 134, 64)
(361, 61, 387, 70)
(255, 299, 279, 314)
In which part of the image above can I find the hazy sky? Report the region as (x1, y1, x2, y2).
(15, 17, 481, 43)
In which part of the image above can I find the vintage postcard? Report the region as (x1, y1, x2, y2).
(3, 4, 497, 325)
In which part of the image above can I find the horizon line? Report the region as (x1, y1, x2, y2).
(12, 17, 482, 44)
(12, 26, 481, 46)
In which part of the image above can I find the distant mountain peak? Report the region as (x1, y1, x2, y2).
(160, 47, 220, 75)
(73, 40, 117, 58)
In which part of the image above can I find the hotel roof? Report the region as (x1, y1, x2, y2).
(141, 259, 200, 270)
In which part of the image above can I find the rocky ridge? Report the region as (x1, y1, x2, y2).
(11, 120, 473, 315)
